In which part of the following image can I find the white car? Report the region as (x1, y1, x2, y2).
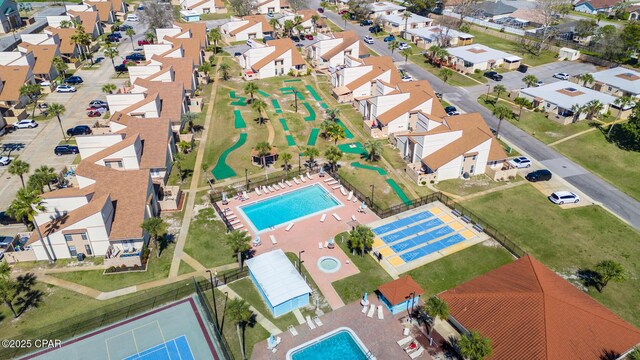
(549, 191, 580, 205)
(401, 74, 413, 82)
(398, 42, 409, 50)
(126, 14, 139, 22)
(0, 156, 10, 166)
(508, 156, 531, 168)
(535, 80, 544, 87)
(57, 85, 76, 93)
(13, 119, 38, 129)
(363, 36, 374, 44)
(553, 72, 569, 80)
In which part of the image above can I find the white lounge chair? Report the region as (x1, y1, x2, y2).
(351, 215, 357, 222)
(353, 197, 359, 203)
(285, 223, 294, 231)
(377, 305, 384, 320)
(285, 180, 293, 187)
(293, 177, 301, 185)
(273, 184, 281, 190)
(232, 223, 244, 230)
(367, 305, 375, 318)
(326, 180, 338, 185)
(397, 336, 413, 346)
(340, 187, 348, 196)
(332, 184, 341, 190)
(307, 172, 314, 180)
(229, 219, 240, 225)
(242, 191, 249, 199)
(300, 175, 307, 183)
(333, 213, 342, 221)
(318, 242, 323, 249)
(306, 315, 316, 330)
(263, 186, 270, 194)
(270, 235, 277, 244)
(324, 178, 333, 183)
(362, 305, 369, 314)
(403, 328, 410, 336)
(288, 325, 298, 336)
(347, 191, 353, 201)
(268, 185, 275, 192)
(226, 214, 237, 220)
(320, 214, 326, 222)
(409, 347, 424, 359)
(255, 187, 262, 196)
(313, 316, 323, 327)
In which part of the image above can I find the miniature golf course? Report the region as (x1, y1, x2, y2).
(272, 99, 282, 113)
(234, 110, 246, 129)
(349, 161, 412, 205)
(212, 133, 248, 180)
(257, 90, 270, 97)
(336, 119, 354, 139)
(338, 142, 367, 156)
(307, 128, 320, 146)
(302, 102, 316, 121)
(351, 161, 387, 175)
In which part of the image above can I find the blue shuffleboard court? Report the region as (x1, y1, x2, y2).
(372, 210, 433, 235)
(125, 336, 194, 360)
(400, 234, 466, 262)
(381, 218, 442, 244)
(391, 225, 454, 252)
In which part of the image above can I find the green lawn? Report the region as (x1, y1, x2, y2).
(553, 130, 640, 201)
(409, 55, 480, 87)
(467, 30, 558, 66)
(462, 185, 640, 327)
(178, 260, 196, 275)
(200, 13, 232, 20)
(167, 141, 199, 188)
(285, 253, 332, 316)
(435, 174, 523, 197)
(183, 207, 237, 268)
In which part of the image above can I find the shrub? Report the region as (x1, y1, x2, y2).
(421, 181, 427, 186)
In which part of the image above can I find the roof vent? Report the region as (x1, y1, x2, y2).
(565, 87, 577, 92)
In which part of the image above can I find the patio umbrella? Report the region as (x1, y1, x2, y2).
(222, 192, 227, 202)
(360, 201, 367, 211)
(319, 167, 324, 175)
(361, 292, 370, 306)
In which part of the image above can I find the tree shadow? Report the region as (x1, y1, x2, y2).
(159, 233, 175, 255)
(191, 124, 204, 133)
(600, 349, 621, 360)
(14, 273, 43, 316)
(179, 169, 194, 182)
(577, 268, 602, 292)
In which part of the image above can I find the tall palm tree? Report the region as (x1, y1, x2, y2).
(584, 99, 604, 119)
(6, 189, 54, 263)
(181, 112, 198, 133)
(33, 165, 57, 192)
(59, 19, 73, 28)
(140, 217, 168, 258)
(401, 10, 412, 33)
(513, 97, 531, 121)
(47, 103, 67, 141)
(388, 40, 399, 55)
(226, 298, 253, 360)
(594, 260, 627, 292)
(208, 28, 221, 51)
(199, 62, 212, 83)
(493, 84, 506, 101)
(8, 160, 30, 188)
(400, 47, 413, 64)
(19, 84, 41, 117)
(578, 73, 595, 87)
(71, 24, 91, 64)
(244, 82, 259, 102)
(458, 330, 492, 360)
(225, 231, 251, 268)
(104, 46, 119, 67)
(52, 57, 68, 79)
(269, 18, 280, 38)
(522, 74, 538, 88)
(428, 45, 448, 65)
(280, 152, 292, 173)
(102, 83, 117, 94)
(347, 225, 374, 256)
(254, 141, 272, 170)
(125, 27, 136, 49)
(324, 146, 343, 173)
(251, 99, 268, 126)
(219, 62, 230, 80)
(304, 147, 320, 168)
(492, 104, 512, 138)
(342, 12, 350, 27)
(326, 123, 346, 144)
(609, 96, 634, 137)
(145, 31, 156, 43)
(326, 108, 340, 122)
(439, 68, 453, 84)
(172, 152, 185, 183)
(422, 296, 450, 344)
(364, 139, 383, 162)
(570, 104, 585, 123)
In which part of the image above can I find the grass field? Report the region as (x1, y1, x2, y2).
(467, 30, 558, 67)
(183, 207, 237, 268)
(409, 55, 480, 87)
(435, 174, 523, 197)
(462, 185, 640, 327)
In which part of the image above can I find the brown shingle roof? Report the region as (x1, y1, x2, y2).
(345, 56, 400, 91)
(375, 80, 444, 125)
(112, 115, 172, 169)
(85, 1, 113, 22)
(67, 10, 100, 36)
(440, 255, 640, 360)
(377, 276, 425, 305)
(132, 78, 185, 123)
(151, 55, 195, 91)
(0, 66, 31, 102)
(40, 184, 97, 199)
(177, 22, 208, 47)
(320, 31, 365, 61)
(46, 27, 77, 55)
(576, 0, 621, 10)
(20, 44, 58, 75)
(229, 15, 273, 36)
(166, 36, 202, 65)
(251, 38, 304, 71)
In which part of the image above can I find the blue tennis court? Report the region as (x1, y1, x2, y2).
(125, 336, 194, 360)
(400, 234, 465, 262)
(391, 225, 454, 252)
(381, 218, 442, 243)
(372, 211, 433, 235)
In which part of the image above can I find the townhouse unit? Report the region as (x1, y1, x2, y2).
(84, 0, 116, 23)
(255, 0, 288, 14)
(368, 1, 406, 18)
(381, 12, 432, 34)
(446, 44, 521, 73)
(220, 15, 273, 41)
(395, 113, 513, 183)
(180, 0, 226, 15)
(239, 38, 305, 79)
(278, 9, 322, 34)
(155, 22, 208, 65)
(574, 0, 621, 15)
(65, 5, 104, 38)
(331, 56, 401, 103)
(0, 65, 35, 115)
(358, 80, 447, 138)
(16, 43, 62, 82)
(0, 0, 21, 34)
(589, 67, 640, 99)
(404, 25, 473, 49)
(44, 27, 81, 59)
(306, 31, 368, 69)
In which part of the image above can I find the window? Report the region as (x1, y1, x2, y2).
(105, 160, 123, 168)
(470, 165, 475, 173)
(81, 233, 88, 241)
(68, 245, 77, 256)
(84, 245, 93, 255)
(64, 234, 73, 242)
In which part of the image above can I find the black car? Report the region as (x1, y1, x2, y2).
(125, 53, 146, 61)
(484, 71, 503, 81)
(111, 32, 122, 38)
(119, 24, 133, 31)
(290, 36, 301, 42)
(66, 125, 92, 136)
(106, 34, 120, 42)
(444, 106, 459, 116)
(54, 145, 80, 155)
(65, 76, 84, 84)
(517, 64, 528, 73)
(114, 64, 128, 72)
(360, 20, 373, 26)
(525, 169, 552, 182)
(369, 25, 382, 33)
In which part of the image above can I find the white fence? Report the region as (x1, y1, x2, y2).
(442, 10, 526, 36)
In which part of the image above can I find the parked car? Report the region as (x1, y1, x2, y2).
(114, 64, 128, 72)
(398, 42, 409, 50)
(262, 36, 274, 43)
(0, 156, 10, 166)
(64, 76, 83, 84)
(553, 72, 569, 80)
(57, 85, 77, 93)
(517, 64, 528, 73)
(137, 39, 151, 46)
(369, 25, 382, 33)
(110, 32, 122, 38)
(360, 19, 373, 26)
(14, 119, 38, 128)
(89, 100, 108, 107)
(338, 10, 348, 14)
(484, 71, 503, 81)
(549, 191, 580, 205)
(508, 156, 532, 168)
(125, 53, 146, 61)
(119, 24, 133, 31)
(383, 35, 395, 42)
(106, 34, 120, 42)
(305, 34, 314, 40)
(0, 235, 13, 260)
(401, 74, 413, 82)
(87, 110, 105, 117)
(290, 35, 301, 42)
(317, 7, 324, 13)
(126, 14, 139, 22)
(444, 106, 459, 116)
(435, 92, 443, 99)
(66, 125, 93, 136)
(363, 35, 374, 44)
(535, 80, 544, 87)
(54, 145, 79, 156)
(526, 169, 552, 182)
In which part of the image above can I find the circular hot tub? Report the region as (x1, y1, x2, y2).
(317, 256, 341, 274)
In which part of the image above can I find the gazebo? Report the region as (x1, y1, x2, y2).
(377, 276, 425, 315)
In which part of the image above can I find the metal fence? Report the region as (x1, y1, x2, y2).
(194, 280, 235, 360)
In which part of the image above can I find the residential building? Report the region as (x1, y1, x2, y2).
(368, 1, 406, 18)
(279, 9, 323, 34)
(67, 8, 104, 38)
(589, 67, 640, 98)
(574, 0, 621, 15)
(254, 0, 288, 14)
(220, 15, 273, 41)
(0, 65, 35, 108)
(381, 12, 432, 34)
(331, 55, 401, 103)
(306, 31, 368, 69)
(510, 8, 545, 27)
(404, 25, 473, 49)
(17, 44, 61, 82)
(239, 38, 306, 79)
(440, 255, 640, 360)
(518, 81, 618, 124)
(84, 0, 116, 23)
(0, 0, 22, 34)
(446, 44, 522, 73)
(395, 112, 513, 183)
(472, 0, 516, 20)
(155, 23, 208, 65)
(44, 27, 81, 59)
(180, 0, 226, 15)
(180, 10, 201, 23)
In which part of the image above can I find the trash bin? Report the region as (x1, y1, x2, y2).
(77, 253, 85, 261)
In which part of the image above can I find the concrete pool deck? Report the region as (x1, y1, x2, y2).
(217, 176, 380, 309)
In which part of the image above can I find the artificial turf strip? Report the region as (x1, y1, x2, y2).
(305, 85, 322, 101)
(257, 90, 270, 97)
(307, 128, 320, 146)
(284, 79, 302, 82)
(230, 97, 247, 106)
(321, 102, 329, 109)
(302, 102, 316, 121)
(336, 119, 354, 139)
(233, 110, 247, 129)
(350, 161, 387, 175)
(286, 135, 296, 146)
(279, 118, 289, 131)
(272, 99, 282, 113)
(212, 133, 248, 180)
(280, 87, 305, 100)
(338, 142, 368, 156)
(230, 91, 237, 99)
(386, 179, 412, 205)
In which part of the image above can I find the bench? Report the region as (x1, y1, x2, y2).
(452, 209, 462, 217)
(461, 215, 472, 224)
(473, 224, 484, 233)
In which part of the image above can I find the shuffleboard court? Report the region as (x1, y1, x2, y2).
(26, 298, 221, 360)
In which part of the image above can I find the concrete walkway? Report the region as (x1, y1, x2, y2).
(292, 309, 306, 325)
(547, 127, 598, 146)
(457, 180, 528, 202)
(218, 284, 282, 335)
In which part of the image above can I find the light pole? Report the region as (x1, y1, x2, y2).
(206, 269, 220, 330)
(245, 168, 248, 190)
(220, 291, 229, 332)
(298, 153, 301, 176)
(369, 184, 375, 208)
(293, 89, 298, 112)
(298, 250, 305, 273)
(486, 84, 491, 99)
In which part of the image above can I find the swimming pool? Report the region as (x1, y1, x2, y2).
(238, 184, 341, 232)
(287, 327, 370, 360)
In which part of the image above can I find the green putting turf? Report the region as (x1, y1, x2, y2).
(280, 87, 294, 94)
(351, 161, 387, 175)
(336, 119, 354, 139)
(286, 134, 296, 146)
(284, 79, 302, 82)
(305, 85, 322, 101)
(307, 128, 320, 146)
(233, 110, 246, 128)
(231, 97, 247, 106)
(212, 133, 247, 180)
(321, 102, 328, 109)
(230, 91, 237, 99)
(386, 178, 412, 205)
(257, 90, 270, 97)
(272, 99, 282, 113)
(302, 102, 316, 121)
(279, 118, 289, 131)
(338, 142, 367, 156)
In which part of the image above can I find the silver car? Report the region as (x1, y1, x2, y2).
(13, 119, 38, 128)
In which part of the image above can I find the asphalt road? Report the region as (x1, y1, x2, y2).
(312, 4, 640, 230)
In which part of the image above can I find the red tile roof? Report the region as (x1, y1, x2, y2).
(440, 256, 640, 360)
(378, 276, 425, 305)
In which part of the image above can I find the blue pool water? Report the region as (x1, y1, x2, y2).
(239, 184, 341, 231)
(290, 330, 368, 360)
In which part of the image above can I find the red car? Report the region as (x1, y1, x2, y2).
(338, 10, 347, 14)
(137, 40, 152, 46)
(305, 34, 314, 40)
(87, 110, 102, 117)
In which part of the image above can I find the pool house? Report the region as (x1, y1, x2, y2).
(377, 276, 425, 315)
(246, 249, 312, 317)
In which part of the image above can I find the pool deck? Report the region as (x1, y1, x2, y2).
(217, 176, 380, 310)
(251, 297, 432, 360)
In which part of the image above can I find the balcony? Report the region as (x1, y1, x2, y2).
(405, 163, 436, 185)
(104, 245, 142, 268)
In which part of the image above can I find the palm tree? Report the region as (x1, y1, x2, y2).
(71, 25, 91, 64)
(493, 84, 506, 101)
(594, 260, 627, 292)
(492, 104, 512, 138)
(269, 18, 280, 38)
(324, 146, 343, 173)
(513, 97, 531, 121)
(400, 47, 413, 64)
(280, 152, 292, 173)
(226, 298, 253, 360)
(208, 28, 221, 52)
(219, 62, 230, 80)
(102, 83, 117, 94)
(364, 139, 383, 162)
(8, 160, 30, 188)
(254, 141, 272, 171)
(311, 14, 320, 32)
(6, 189, 54, 263)
(304, 147, 320, 168)
(225, 231, 251, 268)
(401, 10, 412, 33)
(19, 84, 41, 117)
(173, 152, 185, 183)
(0, 261, 20, 318)
(584, 99, 604, 119)
(578, 73, 595, 87)
(181, 112, 198, 133)
(458, 330, 492, 360)
(178, 141, 191, 154)
(140, 217, 168, 258)
(34, 166, 57, 192)
(145, 31, 156, 43)
(52, 57, 68, 79)
(251, 99, 268, 126)
(570, 104, 585, 123)
(439, 68, 453, 84)
(199, 62, 212, 83)
(388, 40, 399, 55)
(59, 19, 73, 28)
(342, 12, 350, 27)
(125, 27, 136, 49)
(422, 296, 450, 344)
(427, 45, 448, 66)
(347, 225, 374, 256)
(326, 123, 346, 144)
(244, 82, 259, 103)
(326, 108, 340, 122)
(104, 46, 119, 67)
(522, 74, 538, 88)
(47, 103, 67, 141)
(609, 96, 634, 138)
